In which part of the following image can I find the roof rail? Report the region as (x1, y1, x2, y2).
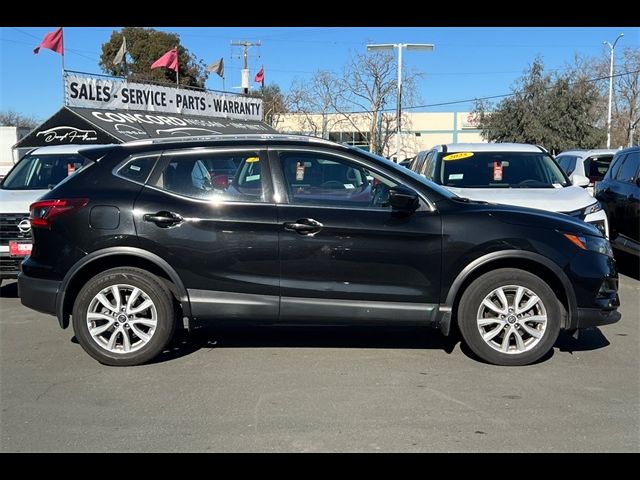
(122, 133, 342, 148)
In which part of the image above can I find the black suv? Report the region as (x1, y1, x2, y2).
(596, 146, 639, 256)
(18, 135, 620, 366)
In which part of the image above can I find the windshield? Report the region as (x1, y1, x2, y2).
(437, 151, 571, 188)
(354, 148, 457, 200)
(1, 154, 87, 190)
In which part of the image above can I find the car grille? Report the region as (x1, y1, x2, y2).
(0, 213, 31, 245)
(0, 256, 23, 276)
(559, 208, 586, 221)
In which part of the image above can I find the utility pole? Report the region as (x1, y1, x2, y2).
(604, 33, 624, 149)
(230, 40, 261, 95)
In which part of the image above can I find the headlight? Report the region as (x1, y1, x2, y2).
(563, 233, 613, 257)
(583, 201, 602, 216)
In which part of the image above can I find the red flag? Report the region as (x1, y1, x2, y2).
(254, 66, 264, 84)
(33, 27, 64, 55)
(151, 48, 178, 72)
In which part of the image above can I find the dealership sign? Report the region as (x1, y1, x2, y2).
(64, 73, 263, 121)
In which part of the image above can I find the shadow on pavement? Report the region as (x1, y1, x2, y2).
(151, 325, 462, 364)
(150, 323, 613, 366)
(554, 327, 610, 353)
(614, 249, 639, 281)
(0, 280, 18, 298)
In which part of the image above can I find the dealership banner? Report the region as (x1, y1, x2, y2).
(64, 73, 263, 121)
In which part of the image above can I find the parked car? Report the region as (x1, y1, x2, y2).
(595, 146, 640, 256)
(412, 143, 609, 237)
(0, 144, 105, 280)
(555, 149, 617, 196)
(18, 135, 619, 367)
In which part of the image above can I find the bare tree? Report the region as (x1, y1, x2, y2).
(287, 70, 345, 138)
(285, 50, 423, 157)
(0, 110, 40, 129)
(571, 47, 640, 147)
(336, 50, 423, 156)
(615, 48, 640, 147)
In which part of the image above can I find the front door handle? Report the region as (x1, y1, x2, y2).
(143, 211, 183, 227)
(283, 218, 323, 235)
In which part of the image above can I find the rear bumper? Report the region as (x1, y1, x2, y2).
(575, 307, 621, 328)
(17, 272, 60, 317)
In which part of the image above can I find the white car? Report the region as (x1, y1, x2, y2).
(0, 144, 106, 280)
(411, 143, 609, 237)
(555, 149, 617, 196)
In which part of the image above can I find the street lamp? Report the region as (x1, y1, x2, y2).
(367, 43, 434, 161)
(604, 33, 624, 149)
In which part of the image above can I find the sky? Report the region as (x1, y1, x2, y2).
(1, 26, 638, 122)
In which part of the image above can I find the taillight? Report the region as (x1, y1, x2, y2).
(30, 198, 89, 229)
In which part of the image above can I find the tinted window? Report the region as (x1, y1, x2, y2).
(420, 151, 435, 177)
(117, 155, 157, 183)
(607, 154, 626, 179)
(1, 154, 87, 190)
(161, 151, 265, 202)
(279, 151, 397, 208)
(585, 155, 613, 182)
(556, 155, 578, 175)
(437, 151, 570, 188)
(615, 152, 640, 182)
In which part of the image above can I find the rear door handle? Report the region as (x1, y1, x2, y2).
(143, 211, 183, 227)
(283, 218, 323, 235)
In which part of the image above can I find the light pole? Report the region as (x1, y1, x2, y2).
(367, 43, 434, 161)
(604, 33, 624, 149)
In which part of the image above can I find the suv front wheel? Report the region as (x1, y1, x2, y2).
(457, 268, 561, 366)
(72, 267, 176, 366)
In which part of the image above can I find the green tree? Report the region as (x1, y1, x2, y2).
(249, 84, 288, 126)
(99, 27, 208, 88)
(474, 58, 605, 154)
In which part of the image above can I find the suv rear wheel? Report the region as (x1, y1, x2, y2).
(72, 267, 176, 366)
(457, 268, 561, 366)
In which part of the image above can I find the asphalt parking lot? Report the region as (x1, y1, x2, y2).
(1, 256, 638, 452)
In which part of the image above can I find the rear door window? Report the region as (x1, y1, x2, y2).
(160, 150, 266, 202)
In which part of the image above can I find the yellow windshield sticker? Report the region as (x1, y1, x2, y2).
(246, 157, 260, 163)
(443, 152, 474, 161)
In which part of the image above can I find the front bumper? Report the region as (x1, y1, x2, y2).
(566, 249, 620, 329)
(17, 272, 60, 317)
(0, 252, 25, 279)
(575, 307, 621, 328)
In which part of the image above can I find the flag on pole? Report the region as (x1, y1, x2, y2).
(206, 57, 224, 78)
(151, 47, 179, 72)
(33, 27, 64, 55)
(113, 37, 127, 65)
(254, 66, 264, 85)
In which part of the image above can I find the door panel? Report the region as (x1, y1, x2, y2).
(272, 148, 442, 323)
(133, 148, 279, 321)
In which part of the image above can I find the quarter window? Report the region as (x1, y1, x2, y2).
(161, 151, 265, 202)
(279, 151, 397, 209)
(117, 155, 157, 183)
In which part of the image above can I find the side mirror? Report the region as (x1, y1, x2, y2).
(389, 185, 420, 213)
(572, 174, 590, 188)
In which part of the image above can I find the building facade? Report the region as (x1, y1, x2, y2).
(274, 111, 486, 160)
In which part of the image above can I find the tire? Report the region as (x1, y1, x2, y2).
(72, 267, 176, 366)
(457, 268, 561, 366)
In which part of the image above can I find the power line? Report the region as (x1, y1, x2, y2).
(341, 69, 640, 114)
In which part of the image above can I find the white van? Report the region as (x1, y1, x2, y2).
(411, 143, 609, 237)
(0, 144, 106, 280)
